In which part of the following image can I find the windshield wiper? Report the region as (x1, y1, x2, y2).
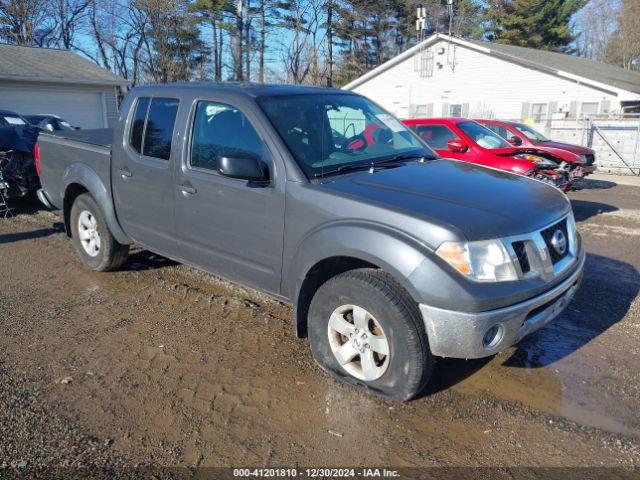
(313, 161, 406, 178)
(373, 152, 435, 165)
(313, 152, 435, 179)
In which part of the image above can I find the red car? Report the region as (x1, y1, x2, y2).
(403, 118, 582, 191)
(476, 119, 596, 175)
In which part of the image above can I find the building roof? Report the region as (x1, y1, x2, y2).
(0, 44, 129, 86)
(465, 39, 640, 95)
(343, 34, 640, 96)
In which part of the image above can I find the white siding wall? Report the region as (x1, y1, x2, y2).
(351, 40, 624, 121)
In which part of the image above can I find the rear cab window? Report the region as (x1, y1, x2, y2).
(129, 96, 179, 161)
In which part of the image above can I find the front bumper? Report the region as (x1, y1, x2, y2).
(419, 248, 585, 359)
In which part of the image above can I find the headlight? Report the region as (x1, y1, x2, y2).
(435, 239, 518, 282)
(514, 154, 557, 168)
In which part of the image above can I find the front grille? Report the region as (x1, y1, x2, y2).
(584, 154, 595, 166)
(540, 219, 569, 264)
(512, 241, 531, 274)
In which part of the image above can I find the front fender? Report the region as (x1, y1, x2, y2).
(62, 163, 131, 245)
(285, 221, 435, 305)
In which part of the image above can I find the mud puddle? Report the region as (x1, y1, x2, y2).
(1, 184, 639, 467)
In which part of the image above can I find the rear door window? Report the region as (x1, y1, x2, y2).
(413, 124, 458, 149)
(130, 97, 150, 154)
(142, 98, 180, 161)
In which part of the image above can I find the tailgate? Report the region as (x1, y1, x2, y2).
(37, 133, 112, 210)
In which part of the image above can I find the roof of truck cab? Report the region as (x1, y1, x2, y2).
(132, 82, 355, 97)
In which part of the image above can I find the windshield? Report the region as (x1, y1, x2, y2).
(457, 121, 511, 149)
(58, 120, 75, 131)
(258, 94, 434, 178)
(513, 123, 549, 142)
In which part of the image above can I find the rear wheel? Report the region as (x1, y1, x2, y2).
(308, 268, 434, 401)
(70, 193, 129, 271)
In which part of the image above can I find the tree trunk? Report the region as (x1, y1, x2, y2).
(245, 0, 252, 81)
(235, 0, 244, 81)
(259, 0, 266, 82)
(218, 23, 224, 79)
(327, 0, 333, 87)
(211, 18, 220, 81)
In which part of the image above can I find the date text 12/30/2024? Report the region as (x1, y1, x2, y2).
(233, 468, 401, 478)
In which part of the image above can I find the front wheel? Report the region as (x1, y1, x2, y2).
(70, 193, 129, 271)
(308, 269, 434, 401)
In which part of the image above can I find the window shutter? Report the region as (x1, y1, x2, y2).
(600, 100, 610, 114)
(426, 103, 434, 117)
(569, 101, 578, 118)
(442, 103, 449, 116)
(462, 103, 470, 117)
(521, 102, 531, 120)
(547, 101, 558, 124)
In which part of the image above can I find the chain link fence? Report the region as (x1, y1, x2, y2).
(537, 114, 640, 176)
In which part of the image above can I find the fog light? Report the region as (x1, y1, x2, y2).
(483, 324, 504, 349)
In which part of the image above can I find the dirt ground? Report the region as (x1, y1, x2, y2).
(0, 174, 639, 476)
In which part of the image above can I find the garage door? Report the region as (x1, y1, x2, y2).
(0, 84, 106, 129)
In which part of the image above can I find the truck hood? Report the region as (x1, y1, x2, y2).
(320, 159, 571, 241)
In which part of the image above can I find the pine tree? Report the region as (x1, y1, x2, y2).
(483, 0, 585, 52)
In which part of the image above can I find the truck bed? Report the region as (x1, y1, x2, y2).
(50, 128, 113, 148)
(37, 130, 112, 211)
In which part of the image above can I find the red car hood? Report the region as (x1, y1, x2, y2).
(534, 140, 594, 156)
(494, 146, 582, 164)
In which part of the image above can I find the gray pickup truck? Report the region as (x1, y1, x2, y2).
(36, 83, 585, 400)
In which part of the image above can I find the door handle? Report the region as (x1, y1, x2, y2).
(179, 184, 197, 196)
(118, 167, 132, 179)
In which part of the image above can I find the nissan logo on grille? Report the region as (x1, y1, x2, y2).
(550, 229, 567, 256)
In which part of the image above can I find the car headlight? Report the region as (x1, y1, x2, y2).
(514, 154, 557, 168)
(435, 239, 518, 282)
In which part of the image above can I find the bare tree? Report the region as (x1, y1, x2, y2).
(0, 0, 49, 45)
(280, 0, 326, 85)
(49, 0, 91, 49)
(605, 0, 640, 70)
(574, 0, 618, 61)
(89, 0, 148, 84)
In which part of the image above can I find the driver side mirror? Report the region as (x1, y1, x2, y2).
(508, 135, 523, 146)
(217, 154, 269, 184)
(447, 139, 468, 153)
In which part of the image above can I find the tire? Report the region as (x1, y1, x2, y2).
(308, 268, 434, 401)
(70, 193, 129, 271)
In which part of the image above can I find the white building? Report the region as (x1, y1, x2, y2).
(343, 33, 640, 123)
(0, 44, 129, 128)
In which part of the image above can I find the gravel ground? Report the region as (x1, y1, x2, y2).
(0, 174, 639, 478)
